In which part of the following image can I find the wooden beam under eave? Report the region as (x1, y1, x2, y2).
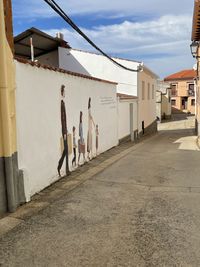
(192, 0, 200, 41)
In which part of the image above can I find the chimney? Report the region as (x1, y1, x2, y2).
(56, 32, 64, 40)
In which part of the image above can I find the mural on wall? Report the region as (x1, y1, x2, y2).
(78, 111, 86, 165)
(57, 85, 71, 177)
(57, 93, 100, 174)
(87, 97, 95, 160)
(72, 126, 77, 167)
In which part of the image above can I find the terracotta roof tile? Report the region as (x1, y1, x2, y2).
(164, 69, 196, 81)
(14, 57, 118, 85)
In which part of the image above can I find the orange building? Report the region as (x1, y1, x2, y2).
(164, 70, 196, 114)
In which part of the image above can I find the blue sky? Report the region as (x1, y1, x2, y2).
(12, 0, 195, 78)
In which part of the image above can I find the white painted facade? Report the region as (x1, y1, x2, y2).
(58, 48, 139, 96)
(15, 60, 118, 201)
(156, 91, 162, 121)
(34, 43, 158, 135)
(55, 47, 158, 134)
(157, 81, 172, 120)
(117, 99, 138, 140)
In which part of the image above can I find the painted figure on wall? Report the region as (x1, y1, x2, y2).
(72, 126, 77, 167)
(95, 124, 99, 156)
(78, 111, 86, 165)
(87, 97, 95, 160)
(57, 84, 70, 177)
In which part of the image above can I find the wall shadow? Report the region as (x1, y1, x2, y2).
(161, 114, 195, 124)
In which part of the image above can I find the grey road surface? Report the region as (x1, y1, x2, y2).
(1, 116, 200, 266)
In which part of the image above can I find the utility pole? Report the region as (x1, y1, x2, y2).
(0, 0, 21, 213)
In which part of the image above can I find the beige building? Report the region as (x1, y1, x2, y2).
(164, 70, 196, 114)
(0, 0, 25, 216)
(138, 67, 158, 135)
(191, 0, 200, 136)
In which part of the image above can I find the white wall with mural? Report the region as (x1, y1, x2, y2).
(15, 60, 118, 201)
(57, 47, 157, 134)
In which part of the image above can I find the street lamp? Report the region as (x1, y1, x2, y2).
(190, 41, 199, 58)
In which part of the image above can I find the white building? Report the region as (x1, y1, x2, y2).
(156, 81, 172, 121)
(12, 28, 159, 202)
(15, 57, 119, 201)
(15, 28, 159, 137)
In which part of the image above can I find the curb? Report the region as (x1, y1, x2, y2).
(0, 133, 157, 238)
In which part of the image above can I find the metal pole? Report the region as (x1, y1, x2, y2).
(30, 38, 34, 62)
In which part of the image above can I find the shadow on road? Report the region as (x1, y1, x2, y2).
(160, 114, 195, 124)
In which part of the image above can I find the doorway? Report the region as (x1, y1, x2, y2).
(181, 97, 188, 110)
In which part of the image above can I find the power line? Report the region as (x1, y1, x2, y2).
(43, 0, 142, 72)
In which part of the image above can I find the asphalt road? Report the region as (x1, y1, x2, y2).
(1, 116, 200, 266)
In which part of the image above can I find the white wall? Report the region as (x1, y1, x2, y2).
(118, 101, 130, 140)
(156, 91, 162, 120)
(161, 94, 172, 117)
(15, 61, 118, 201)
(58, 47, 158, 133)
(59, 48, 139, 96)
(117, 100, 138, 140)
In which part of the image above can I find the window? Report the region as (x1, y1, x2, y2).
(152, 85, 155, 99)
(171, 99, 176, 106)
(142, 81, 145, 100)
(148, 83, 150, 100)
(189, 83, 194, 90)
(191, 99, 195, 106)
(171, 84, 177, 96)
(188, 83, 195, 96)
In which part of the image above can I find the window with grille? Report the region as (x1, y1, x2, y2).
(171, 84, 177, 96)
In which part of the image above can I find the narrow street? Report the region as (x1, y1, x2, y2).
(1, 115, 200, 266)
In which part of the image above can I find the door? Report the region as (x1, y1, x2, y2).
(182, 97, 188, 110)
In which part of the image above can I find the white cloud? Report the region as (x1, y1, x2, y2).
(12, 0, 195, 77)
(44, 14, 194, 78)
(13, 0, 193, 19)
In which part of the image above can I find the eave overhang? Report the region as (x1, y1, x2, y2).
(192, 0, 200, 41)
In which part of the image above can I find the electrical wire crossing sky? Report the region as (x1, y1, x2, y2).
(43, 0, 142, 72)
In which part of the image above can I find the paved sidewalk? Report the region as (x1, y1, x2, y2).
(0, 134, 153, 237)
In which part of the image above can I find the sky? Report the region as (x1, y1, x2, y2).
(12, 0, 195, 78)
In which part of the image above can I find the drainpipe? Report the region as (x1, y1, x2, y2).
(194, 79, 197, 119)
(0, 0, 17, 212)
(197, 46, 200, 137)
